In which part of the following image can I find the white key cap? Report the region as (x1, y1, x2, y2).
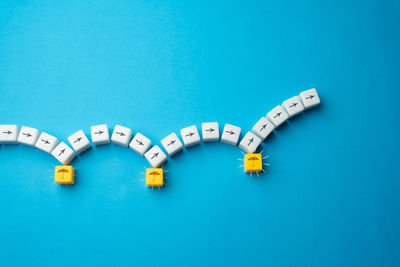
(68, 130, 91, 154)
(282, 96, 304, 117)
(161, 133, 183, 156)
(111, 125, 132, 147)
(266, 105, 289, 128)
(202, 122, 219, 142)
(239, 131, 262, 154)
(252, 117, 274, 141)
(90, 124, 110, 145)
(221, 124, 241, 146)
(51, 142, 76, 165)
(35, 132, 59, 153)
(0, 125, 19, 144)
(180, 125, 200, 148)
(144, 145, 167, 168)
(300, 88, 320, 110)
(129, 132, 151, 156)
(17, 126, 40, 146)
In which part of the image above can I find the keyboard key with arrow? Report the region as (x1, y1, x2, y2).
(282, 96, 304, 117)
(90, 124, 110, 145)
(68, 130, 91, 154)
(144, 145, 167, 168)
(129, 132, 151, 156)
(201, 122, 220, 142)
(51, 142, 76, 165)
(161, 132, 183, 156)
(180, 125, 200, 148)
(111, 125, 132, 147)
(300, 88, 320, 110)
(266, 105, 289, 128)
(35, 132, 59, 153)
(17, 126, 40, 146)
(0, 124, 19, 144)
(221, 123, 241, 146)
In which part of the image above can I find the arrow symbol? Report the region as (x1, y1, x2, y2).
(22, 133, 32, 137)
(116, 131, 125, 136)
(247, 138, 254, 146)
(289, 103, 298, 108)
(273, 112, 281, 118)
(205, 128, 215, 132)
(2, 131, 12, 135)
(225, 130, 235, 135)
(306, 95, 314, 100)
(41, 139, 50, 144)
(94, 130, 104, 135)
(185, 132, 194, 137)
(58, 149, 65, 157)
(167, 140, 176, 146)
(73, 137, 82, 143)
(260, 124, 267, 131)
(135, 139, 144, 146)
(151, 152, 159, 159)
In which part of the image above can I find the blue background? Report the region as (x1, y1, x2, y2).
(0, 0, 399, 266)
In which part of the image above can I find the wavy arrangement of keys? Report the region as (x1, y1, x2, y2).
(0, 89, 320, 186)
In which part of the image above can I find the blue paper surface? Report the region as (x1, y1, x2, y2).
(0, 1, 399, 266)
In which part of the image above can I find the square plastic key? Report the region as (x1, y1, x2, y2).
(35, 132, 59, 153)
(17, 126, 40, 146)
(300, 88, 320, 110)
(68, 130, 91, 154)
(146, 168, 164, 187)
(51, 142, 76, 165)
(129, 132, 151, 156)
(244, 153, 263, 173)
(282, 96, 304, 117)
(239, 131, 262, 154)
(0, 124, 19, 144)
(221, 123, 241, 145)
(144, 145, 167, 168)
(202, 122, 219, 142)
(90, 124, 110, 145)
(252, 117, 274, 141)
(111, 125, 132, 147)
(161, 133, 183, 156)
(180, 125, 200, 148)
(55, 165, 75, 185)
(266, 105, 289, 128)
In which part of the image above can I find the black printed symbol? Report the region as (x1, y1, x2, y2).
(94, 130, 104, 135)
(289, 103, 298, 108)
(41, 139, 50, 144)
(248, 138, 254, 146)
(2, 131, 12, 135)
(136, 139, 144, 146)
(151, 152, 159, 159)
(74, 137, 82, 143)
(58, 149, 66, 156)
(185, 132, 195, 137)
(167, 140, 176, 146)
(260, 124, 267, 131)
(205, 128, 215, 132)
(116, 131, 125, 136)
(273, 112, 282, 118)
(22, 133, 32, 137)
(306, 95, 314, 100)
(225, 130, 235, 135)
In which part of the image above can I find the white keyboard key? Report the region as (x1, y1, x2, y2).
(252, 117, 274, 141)
(17, 126, 40, 146)
(111, 125, 132, 147)
(51, 142, 76, 165)
(300, 88, 320, 110)
(35, 132, 59, 153)
(180, 125, 200, 148)
(239, 131, 262, 154)
(68, 130, 91, 154)
(202, 122, 219, 142)
(161, 133, 183, 156)
(144, 145, 167, 168)
(0, 125, 19, 144)
(282, 96, 304, 117)
(90, 124, 110, 145)
(266, 105, 289, 128)
(129, 132, 151, 156)
(221, 124, 241, 146)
